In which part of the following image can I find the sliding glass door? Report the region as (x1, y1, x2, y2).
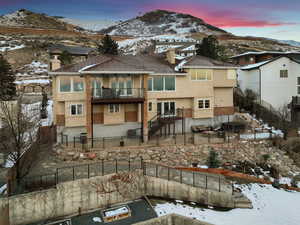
(157, 101, 176, 117)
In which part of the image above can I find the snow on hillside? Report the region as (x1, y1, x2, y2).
(0, 10, 26, 26)
(155, 184, 300, 225)
(279, 40, 300, 47)
(102, 10, 226, 37)
(61, 18, 116, 31)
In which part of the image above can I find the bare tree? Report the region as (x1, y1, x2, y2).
(0, 95, 40, 185)
(276, 104, 293, 140)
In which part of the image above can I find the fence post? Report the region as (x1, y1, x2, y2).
(88, 164, 90, 179)
(205, 175, 208, 189)
(219, 176, 221, 192)
(56, 168, 59, 185)
(128, 159, 131, 172)
(193, 172, 195, 187)
(140, 157, 144, 169)
(156, 164, 158, 178)
(61, 133, 63, 144)
(103, 137, 105, 149)
(73, 167, 75, 181)
(102, 159, 104, 176)
(115, 159, 118, 173)
(92, 137, 94, 148)
(73, 137, 75, 148)
(254, 130, 256, 140)
(180, 170, 182, 183)
(168, 167, 170, 181)
(184, 132, 186, 145)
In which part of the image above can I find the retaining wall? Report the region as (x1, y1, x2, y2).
(0, 171, 236, 225)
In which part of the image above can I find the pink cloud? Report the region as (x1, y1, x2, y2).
(143, 4, 296, 28)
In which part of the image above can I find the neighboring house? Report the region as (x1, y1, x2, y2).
(15, 79, 51, 94)
(231, 51, 300, 66)
(238, 56, 300, 110)
(48, 44, 97, 70)
(49, 53, 237, 142)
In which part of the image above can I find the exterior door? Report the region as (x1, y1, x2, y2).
(157, 101, 176, 116)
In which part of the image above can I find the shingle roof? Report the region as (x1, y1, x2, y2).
(54, 55, 179, 74)
(183, 55, 236, 68)
(48, 44, 96, 56)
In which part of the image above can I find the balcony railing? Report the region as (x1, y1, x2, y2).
(92, 88, 144, 100)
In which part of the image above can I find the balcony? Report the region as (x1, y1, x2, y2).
(91, 88, 145, 104)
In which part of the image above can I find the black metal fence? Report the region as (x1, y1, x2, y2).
(16, 158, 232, 196)
(143, 163, 231, 193)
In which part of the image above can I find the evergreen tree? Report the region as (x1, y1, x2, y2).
(207, 150, 221, 168)
(58, 50, 73, 65)
(97, 34, 119, 55)
(40, 91, 48, 119)
(0, 55, 16, 100)
(196, 35, 227, 61)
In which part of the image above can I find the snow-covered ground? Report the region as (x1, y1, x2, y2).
(155, 183, 300, 225)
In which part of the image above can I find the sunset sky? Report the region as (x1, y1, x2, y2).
(1, 0, 299, 41)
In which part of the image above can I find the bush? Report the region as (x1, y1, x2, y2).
(207, 150, 220, 168)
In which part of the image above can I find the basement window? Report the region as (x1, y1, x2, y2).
(198, 99, 210, 109)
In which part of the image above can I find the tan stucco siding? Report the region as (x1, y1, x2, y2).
(64, 101, 86, 127)
(214, 88, 234, 107)
(213, 69, 236, 87)
(103, 105, 125, 125)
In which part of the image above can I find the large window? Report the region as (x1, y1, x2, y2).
(198, 99, 210, 109)
(191, 70, 212, 81)
(73, 77, 84, 92)
(60, 77, 71, 92)
(111, 79, 132, 96)
(70, 104, 83, 115)
(280, 70, 288, 78)
(59, 77, 84, 92)
(148, 76, 175, 91)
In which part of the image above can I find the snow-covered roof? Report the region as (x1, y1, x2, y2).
(15, 79, 50, 85)
(240, 60, 271, 70)
(231, 51, 300, 58)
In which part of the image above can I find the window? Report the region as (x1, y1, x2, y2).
(149, 76, 176, 91)
(70, 104, 83, 115)
(165, 76, 175, 91)
(148, 102, 152, 112)
(73, 77, 84, 92)
(280, 70, 288, 78)
(297, 77, 300, 95)
(60, 77, 71, 92)
(153, 76, 164, 91)
(191, 70, 212, 81)
(109, 104, 120, 113)
(111, 79, 132, 96)
(92, 80, 102, 97)
(198, 99, 210, 109)
(148, 78, 153, 91)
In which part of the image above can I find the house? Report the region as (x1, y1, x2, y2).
(49, 53, 237, 142)
(231, 51, 300, 66)
(238, 56, 300, 110)
(48, 44, 97, 70)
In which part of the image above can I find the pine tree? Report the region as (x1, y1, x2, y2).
(207, 150, 221, 168)
(97, 34, 119, 55)
(196, 35, 227, 60)
(58, 50, 73, 65)
(0, 55, 16, 100)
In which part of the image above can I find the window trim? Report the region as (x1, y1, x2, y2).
(197, 99, 211, 110)
(70, 104, 83, 116)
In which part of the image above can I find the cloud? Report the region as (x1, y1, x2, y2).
(143, 2, 297, 28)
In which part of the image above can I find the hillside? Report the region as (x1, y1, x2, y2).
(101, 10, 227, 36)
(0, 9, 81, 31)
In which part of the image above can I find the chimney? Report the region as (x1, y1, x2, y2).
(50, 54, 61, 71)
(166, 48, 176, 64)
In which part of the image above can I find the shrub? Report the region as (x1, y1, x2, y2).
(207, 150, 220, 168)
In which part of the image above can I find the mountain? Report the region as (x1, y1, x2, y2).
(0, 9, 81, 31)
(277, 40, 300, 47)
(100, 10, 227, 36)
(60, 18, 116, 31)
